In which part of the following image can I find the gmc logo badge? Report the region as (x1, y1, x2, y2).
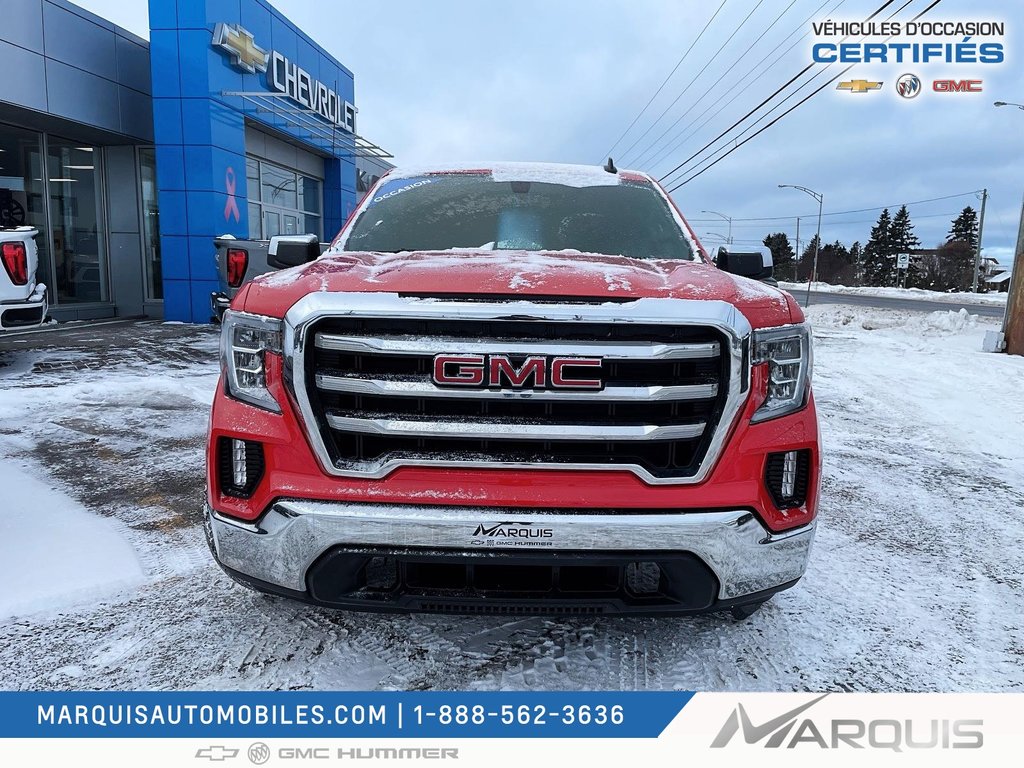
(432, 354, 603, 390)
(933, 79, 982, 92)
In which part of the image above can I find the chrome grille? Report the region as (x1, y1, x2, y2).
(284, 294, 751, 485)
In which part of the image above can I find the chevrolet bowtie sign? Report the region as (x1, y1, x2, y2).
(212, 22, 357, 134)
(212, 23, 268, 73)
(836, 79, 883, 93)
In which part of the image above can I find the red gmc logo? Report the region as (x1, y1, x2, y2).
(432, 354, 603, 390)
(933, 79, 983, 93)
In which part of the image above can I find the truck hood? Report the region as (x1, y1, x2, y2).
(240, 249, 800, 327)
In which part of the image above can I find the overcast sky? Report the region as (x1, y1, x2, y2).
(77, 0, 1024, 263)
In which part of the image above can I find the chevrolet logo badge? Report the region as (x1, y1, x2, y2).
(212, 23, 269, 74)
(837, 79, 883, 94)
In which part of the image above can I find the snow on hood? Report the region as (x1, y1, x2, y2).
(242, 249, 797, 326)
(385, 161, 643, 188)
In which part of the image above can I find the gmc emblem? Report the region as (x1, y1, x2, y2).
(432, 354, 603, 390)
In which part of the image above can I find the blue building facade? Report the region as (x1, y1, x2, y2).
(149, 0, 362, 321)
(0, 0, 389, 325)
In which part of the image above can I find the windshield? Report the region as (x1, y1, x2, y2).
(340, 174, 695, 261)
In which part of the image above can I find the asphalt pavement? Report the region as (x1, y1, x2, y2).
(794, 290, 1006, 318)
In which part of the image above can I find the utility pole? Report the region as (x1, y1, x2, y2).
(779, 185, 823, 308)
(795, 217, 801, 281)
(972, 188, 988, 293)
(1002, 192, 1024, 356)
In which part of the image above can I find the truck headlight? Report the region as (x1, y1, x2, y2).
(751, 323, 812, 423)
(221, 310, 283, 413)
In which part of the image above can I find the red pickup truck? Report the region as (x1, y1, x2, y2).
(204, 162, 819, 619)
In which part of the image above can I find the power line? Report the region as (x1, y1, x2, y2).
(657, 0, 903, 185)
(618, 0, 768, 166)
(628, 0, 801, 170)
(641, 0, 846, 177)
(689, 209, 972, 227)
(603, 0, 729, 160)
(685, 192, 982, 223)
(665, 58, 845, 186)
(666, 0, 944, 190)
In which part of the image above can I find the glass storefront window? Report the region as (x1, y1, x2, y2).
(260, 162, 297, 210)
(47, 138, 107, 303)
(0, 124, 49, 286)
(246, 156, 321, 240)
(139, 147, 162, 300)
(298, 175, 320, 214)
(247, 202, 261, 239)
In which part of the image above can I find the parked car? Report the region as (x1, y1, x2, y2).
(210, 233, 327, 320)
(0, 227, 47, 331)
(204, 161, 818, 619)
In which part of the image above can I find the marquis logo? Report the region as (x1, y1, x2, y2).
(710, 694, 984, 751)
(711, 694, 830, 748)
(470, 521, 554, 547)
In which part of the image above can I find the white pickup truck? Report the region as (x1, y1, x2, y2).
(0, 227, 47, 331)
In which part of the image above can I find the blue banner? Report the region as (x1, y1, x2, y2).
(0, 692, 693, 739)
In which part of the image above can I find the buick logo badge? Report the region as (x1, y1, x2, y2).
(896, 73, 921, 99)
(247, 742, 270, 765)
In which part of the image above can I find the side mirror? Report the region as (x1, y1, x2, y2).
(268, 234, 320, 269)
(717, 245, 774, 282)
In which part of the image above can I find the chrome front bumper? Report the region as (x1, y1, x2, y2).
(206, 501, 815, 601)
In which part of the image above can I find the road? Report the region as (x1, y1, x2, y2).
(794, 289, 1006, 318)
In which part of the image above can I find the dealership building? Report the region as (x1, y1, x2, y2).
(0, 0, 391, 323)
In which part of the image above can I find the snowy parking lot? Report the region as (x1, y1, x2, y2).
(0, 304, 1021, 692)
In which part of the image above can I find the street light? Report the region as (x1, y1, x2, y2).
(701, 210, 733, 244)
(778, 184, 824, 308)
(994, 101, 1024, 110)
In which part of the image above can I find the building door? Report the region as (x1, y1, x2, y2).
(245, 156, 322, 240)
(46, 138, 108, 304)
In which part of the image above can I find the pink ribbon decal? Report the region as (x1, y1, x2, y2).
(224, 166, 240, 223)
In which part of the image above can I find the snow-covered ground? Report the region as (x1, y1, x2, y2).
(0, 311, 1021, 691)
(779, 281, 1009, 305)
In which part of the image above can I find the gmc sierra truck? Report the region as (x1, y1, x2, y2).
(205, 162, 819, 619)
(0, 227, 47, 331)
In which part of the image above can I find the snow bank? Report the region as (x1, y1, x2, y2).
(922, 307, 978, 333)
(0, 461, 143, 619)
(808, 305, 987, 337)
(780, 281, 1007, 305)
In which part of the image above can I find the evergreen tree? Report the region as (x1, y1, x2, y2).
(800, 234, 821, 281)
(816, 240, 854, 285)
(849, 241, 863, 284)
(890, 205, 920, 253)
(947, 206, 979, 252)
(862, 208, 895, 286)
(945, 206, 981, 290)
(762, 232, 796, 281)
(890, 205, 921, 286)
